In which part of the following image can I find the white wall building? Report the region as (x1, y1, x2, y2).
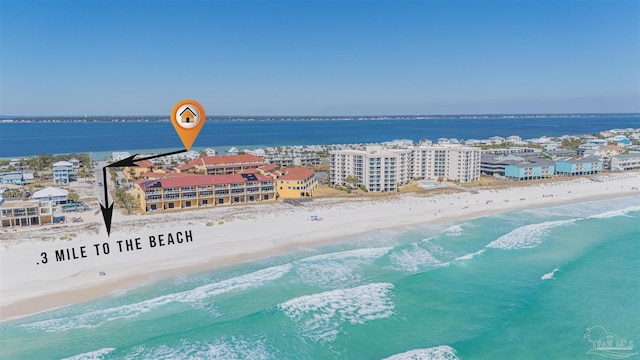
(330, 145, 481, 192)
(33, 187, 69, 205)
(330, 146, 411, 192)
(411, 145, 481, 183)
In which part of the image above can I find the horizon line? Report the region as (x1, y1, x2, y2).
(1, 112, 639, 118)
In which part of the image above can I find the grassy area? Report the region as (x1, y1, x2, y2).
(314, 184, 395, 198)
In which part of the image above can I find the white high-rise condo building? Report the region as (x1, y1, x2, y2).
(330, 145, 480, 192)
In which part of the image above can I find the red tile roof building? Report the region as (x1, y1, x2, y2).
(276, 167, 317, 199)
(133, 172, 276, 212)
(125, 160, 156, 179)
(178, 155, 269, 175)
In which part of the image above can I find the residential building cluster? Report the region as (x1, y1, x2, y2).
(329, 128, 640, 189)
(330, 145, 482, 191)
(127, 154, 318, 213)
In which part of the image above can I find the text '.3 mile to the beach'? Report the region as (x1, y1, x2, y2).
(36, 230, 194, 265)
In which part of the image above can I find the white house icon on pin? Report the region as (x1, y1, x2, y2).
(180, 107, 196, 124)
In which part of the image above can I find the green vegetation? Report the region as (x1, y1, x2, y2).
(113, 188, 137, 215)
(67, 189, 80, 203)
(345, 175, 359, 187)
(17, 153, 91, 171)
(561, 138, 583, 149)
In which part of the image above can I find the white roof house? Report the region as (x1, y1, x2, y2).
(52, 161, 74, 168)
(33, 187, 69, 204)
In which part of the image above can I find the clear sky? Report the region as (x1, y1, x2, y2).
(1, 0, 638, 116)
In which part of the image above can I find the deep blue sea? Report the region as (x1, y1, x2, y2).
(1, 197, 639, 359)
(1, 115, 638, 158)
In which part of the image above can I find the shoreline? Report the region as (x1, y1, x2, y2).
(1, 173, 639, 321)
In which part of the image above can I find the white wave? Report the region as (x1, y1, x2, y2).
(541, 268, 560, 280)
(126, 337, 269, 360)
(588, 205, 640, 219)
(296, 261, 363, 289)
(295, 247, 392, 288)
(390, 244, 443, 272)
(486, 219, 576, 250)
(383, 346, 460, 360)
(61, 347, 116, 360)
(22, 264, 292, 332)
(278, 283, 394, 342)
(442, 225, 463, 236)
(453, 249, 486, 262)
(298, 246, 393, 263)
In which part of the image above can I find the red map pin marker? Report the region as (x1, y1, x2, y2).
(170, 99, 206, 150)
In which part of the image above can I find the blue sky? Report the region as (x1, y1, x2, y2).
(1, 0, 638, 115)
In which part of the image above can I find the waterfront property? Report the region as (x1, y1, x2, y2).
(0, 200, 53, 228)
(330, 146, 412, 192)
(609, 154, 640, 171)
(330, 145, 481, 192)
(32, 187, 68, 205)
(133, 173, 276, 212)
(411, 145, 481, 183)
(178, 154, 268, 175)
(480, 154, 527, 176)
(504, 158, 555, 180)
(277, 167, 318, 199)
(554, 156, 603, 176)
(52, 161, 75, 184)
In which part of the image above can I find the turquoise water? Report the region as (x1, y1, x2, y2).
(1, 197, 639, 359)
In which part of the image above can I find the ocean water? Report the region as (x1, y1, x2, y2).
(1, 196, 638, 359)
(1, 115, 638, 157)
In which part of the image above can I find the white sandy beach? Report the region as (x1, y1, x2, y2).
(1, 173, 639, 320)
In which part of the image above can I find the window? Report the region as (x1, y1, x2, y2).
(218, 198, 223, 205)
(168, 203, 174, 209)
(185, 201, 191, 207)
(202, 199, 208, 205)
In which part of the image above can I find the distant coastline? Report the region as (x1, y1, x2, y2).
(1, 114, 639, 158)
(0, 113, 638, 123)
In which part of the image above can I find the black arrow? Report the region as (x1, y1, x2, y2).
(100, 166, 113, 236)
(106, 149, 188, 168)
(99, 148, 188, 236)
(107, 154, 139, 168)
